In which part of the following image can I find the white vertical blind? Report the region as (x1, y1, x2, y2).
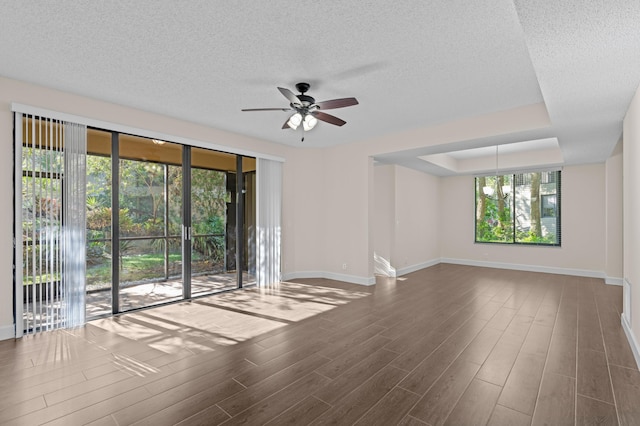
(256, 158, 282, 287)
(15, 114, 87, 335)
(62, 122, 87, 327)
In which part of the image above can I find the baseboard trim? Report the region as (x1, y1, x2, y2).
(440, 258, 605, 279)
(0, 324, 14, 341)
(395, 259, 441, 277)
(283, 258, 612, 287)
(282, 271, 376, 286)
(621, 313, 640, 370)
(605, 277, 623, 286)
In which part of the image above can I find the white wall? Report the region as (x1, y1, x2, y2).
(373, 164, 441, 277)
(281, 148, 326, 275)
(440, 164, 607, 276)
(373, 164, 395, 275)
(605, 141, 623, 283)
(393, 165, 441, 273)
(320, 144, 373, 283)
(623, 83, 640, 366)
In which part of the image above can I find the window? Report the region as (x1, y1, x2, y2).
(475, 171, 561, 245)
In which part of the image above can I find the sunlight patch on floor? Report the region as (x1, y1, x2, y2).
(203, 282, 370, 323)
(88, 281, 370, 352)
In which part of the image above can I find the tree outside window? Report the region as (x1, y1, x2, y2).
(475, 171, 560, 245)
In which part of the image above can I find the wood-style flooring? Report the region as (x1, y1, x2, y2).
(1, 264, 639, 425)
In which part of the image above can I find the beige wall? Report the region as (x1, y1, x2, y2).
(281, 148, 326, 275)
(623, 83, 640, 365)
(373, 164, 395, 275)
(313, 144, 373, 282)
(605, 141, 623, 282)
(393, 165, 441, 272)
(440, 164, 607, 276)
(373, 164, 441, 276)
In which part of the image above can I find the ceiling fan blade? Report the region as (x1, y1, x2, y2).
(311, 111, 347, 126)
(315, 97, 359, 110)
(241, 107, 292, 112)
(282, 118, 292, 129)
(278, 87, 302, 106)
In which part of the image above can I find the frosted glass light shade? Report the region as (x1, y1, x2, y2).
(287, 113, 302, 130)
(303, 114, 318, 131)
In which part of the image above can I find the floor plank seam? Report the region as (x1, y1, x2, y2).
(394, 312, 483, 391)
(570, 279, 579, 426)
(231, 377, 247, 389)
(576, 393, 617, 406)
(609, 362, 640, 373)
(398, 385, 423, 398)
(593, 284, 623, 426)
(313, 370, 334, 381)
(312, 393, 332, 406)
(490, 311, 534, 414)
(216, 403, 233, 419)
(243, 357, 258, 367)
(474, 376, 504, 388)
(496, 401, 531, 417)
(531, 287, 564, 425)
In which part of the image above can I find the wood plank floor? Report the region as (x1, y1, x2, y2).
(1, 264, 639, 425)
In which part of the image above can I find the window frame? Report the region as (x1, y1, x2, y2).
(474, 170, 561, 247)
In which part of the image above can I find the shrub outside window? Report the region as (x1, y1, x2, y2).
(475, 171, 560, 245)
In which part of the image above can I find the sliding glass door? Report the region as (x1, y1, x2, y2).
(190, 148, 234, 296)
(117, 135, 184, 311)
(188, 149, 257, 295)
(82, 130, 256, 318)
(16, 111, 277, 335)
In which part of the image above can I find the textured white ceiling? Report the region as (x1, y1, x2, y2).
(0, 1, 638, 173)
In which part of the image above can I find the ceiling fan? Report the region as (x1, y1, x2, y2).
(241, 82, 358, 141)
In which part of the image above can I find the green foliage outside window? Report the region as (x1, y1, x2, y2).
(475, 171, 560, 246)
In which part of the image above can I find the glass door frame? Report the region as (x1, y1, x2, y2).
(110, 131, 120, 314)
(182, 146, 192, 300)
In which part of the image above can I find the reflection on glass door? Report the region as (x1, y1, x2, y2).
(118, 136, 183, 311)
(243, 158, 257, 286)
(85, 129, 113, 318)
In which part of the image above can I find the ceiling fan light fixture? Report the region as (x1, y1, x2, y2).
(242, 83, 358, 138)
(303, 114, 318, 131)
(287, 112, 302, 130)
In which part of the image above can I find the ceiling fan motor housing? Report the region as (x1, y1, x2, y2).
(295, 82, 311, 94)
